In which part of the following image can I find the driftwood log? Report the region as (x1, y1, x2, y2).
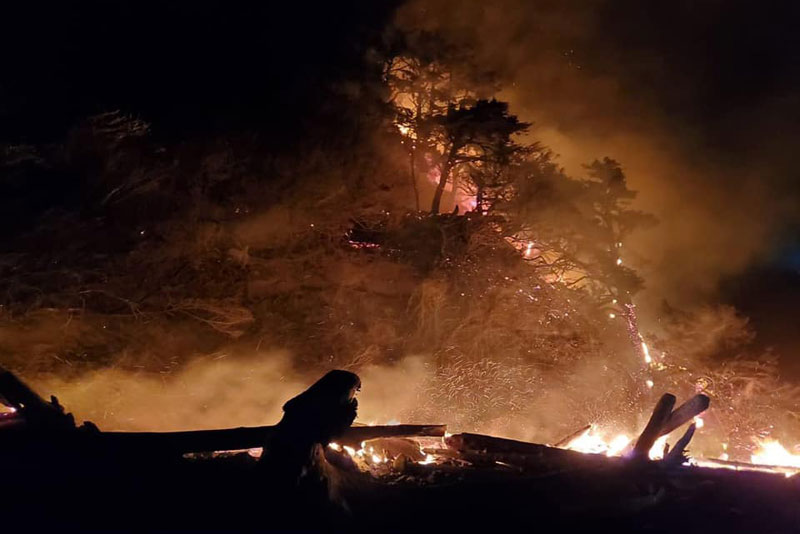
(632, 392, 710, 460)
(96, 424, 447, 454)
(446, 432, 628, 472)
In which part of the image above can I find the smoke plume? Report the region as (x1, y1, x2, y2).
(396, 0, 800, 318)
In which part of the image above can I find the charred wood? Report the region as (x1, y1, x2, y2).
(446, 432, 616, 470)
(0, 366, 75, 430)
(632, 393, 676, 459)
(446, 432, 552, 456)
(659, 394, 710, 437)
(665, 423, 696, 466)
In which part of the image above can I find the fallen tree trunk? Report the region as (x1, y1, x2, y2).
(446, 432, 552, 456)
(445, 432, 612, 468)
(96, 424, 447, 455)
(337, 424, 446, 445)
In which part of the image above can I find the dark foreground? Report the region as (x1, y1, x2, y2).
(1, 445, 799, 534)
(1, 365, 799, 533)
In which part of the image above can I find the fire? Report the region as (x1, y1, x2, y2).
(563, 427, 632, 457)
(328, 438, 435, 468)
(607, 434, 632, 456)
(751, 439, 800, 469)
(562, 427, 669, 461)
(564, 427, 615, 455)
(649, 436, 668, 460)
(557, 411, 800, 476)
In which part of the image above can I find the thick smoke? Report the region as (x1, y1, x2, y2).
(28, 352, 433, 432)
(396, 0, 800, 317)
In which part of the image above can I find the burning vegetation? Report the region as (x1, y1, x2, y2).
(1, 2, 800, 532)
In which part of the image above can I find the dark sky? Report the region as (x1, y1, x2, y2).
(0, 1, 397, 142)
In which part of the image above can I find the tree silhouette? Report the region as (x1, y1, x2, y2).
(428, 100, 530, 214)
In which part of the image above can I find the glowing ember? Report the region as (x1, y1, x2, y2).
(641, 342, 652, 364)
(419, 453, 436, 465)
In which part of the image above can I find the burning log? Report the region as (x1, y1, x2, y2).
(447, 432, 584, 462)
(632, 393, 676, 459)
(632, 393, 709, 461)
(446, 432, 630, 474)
(447, 432, 552, 456)
(339, 424, 446, 446)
